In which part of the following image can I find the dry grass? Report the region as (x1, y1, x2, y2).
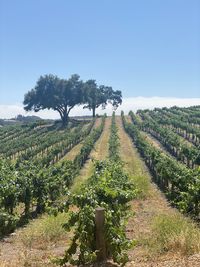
(90, 117, 111, 161)
(0, 213, 69, 267)
(19, 213, 69, 250)
(70, 160, 94, 193)
(61, 141, 83, 161)
(116, 116, 151, 198)
(70, 117, 111, 193)
(145, 213, 200, 256)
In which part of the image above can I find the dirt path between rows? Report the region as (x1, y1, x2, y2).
(127, 116, 187, 168)
(116, 116, 200, 267)
(126, 115, 171, 155)
(61, 118, 101, 162)
(70, 116, 111, 193)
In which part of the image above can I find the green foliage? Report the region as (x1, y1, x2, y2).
(24, 73, 122, 123)
(134, 109, 200, 168)
(57, 114, 136, 266)
(0, 211, 19, 237)
(109, 112, 120, 162)
(0, 117, 104, 236)
(74, 115, 105, 168)
(24, 74, 83, 125)
(122, 111, 200, 218)
(56, 161, 137, 266)
(83, 79, 122, 117)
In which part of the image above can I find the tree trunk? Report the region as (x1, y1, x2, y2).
(92, 107, 96, 117)
(56, 106, 74, 127)
(60, 111, 68, 127)
(62, 114, 68, 126)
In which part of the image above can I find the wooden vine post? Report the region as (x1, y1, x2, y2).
(95, 207, 107, 262)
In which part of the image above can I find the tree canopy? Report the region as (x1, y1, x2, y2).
(24, 74, 83, 126)
(24, 74, 122, 125)
(83, 80, 122, 117)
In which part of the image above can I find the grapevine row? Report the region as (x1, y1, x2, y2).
(57, 112, 137, 266)
(122, 111, 200, 218)
(134, 110, 200, 168)
(0, 117, 105, 237)
(148, 109, 200, 146)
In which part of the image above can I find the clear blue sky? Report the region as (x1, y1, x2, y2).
(0, 0, 199, 104)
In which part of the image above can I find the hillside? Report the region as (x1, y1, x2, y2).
(0, 107, 200, 266)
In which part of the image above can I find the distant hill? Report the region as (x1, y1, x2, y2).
(0, 114, 54, 126)
(13, 114, 42, 122)
(0, 119, 20, 126)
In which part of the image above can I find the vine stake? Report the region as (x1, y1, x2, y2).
(95, 207, 107, 262)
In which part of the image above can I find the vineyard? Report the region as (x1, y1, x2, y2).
(0, 106, 200, 267)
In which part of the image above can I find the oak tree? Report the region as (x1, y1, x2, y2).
(83, 80, 122, 117)
(24, 74, 83, 126)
